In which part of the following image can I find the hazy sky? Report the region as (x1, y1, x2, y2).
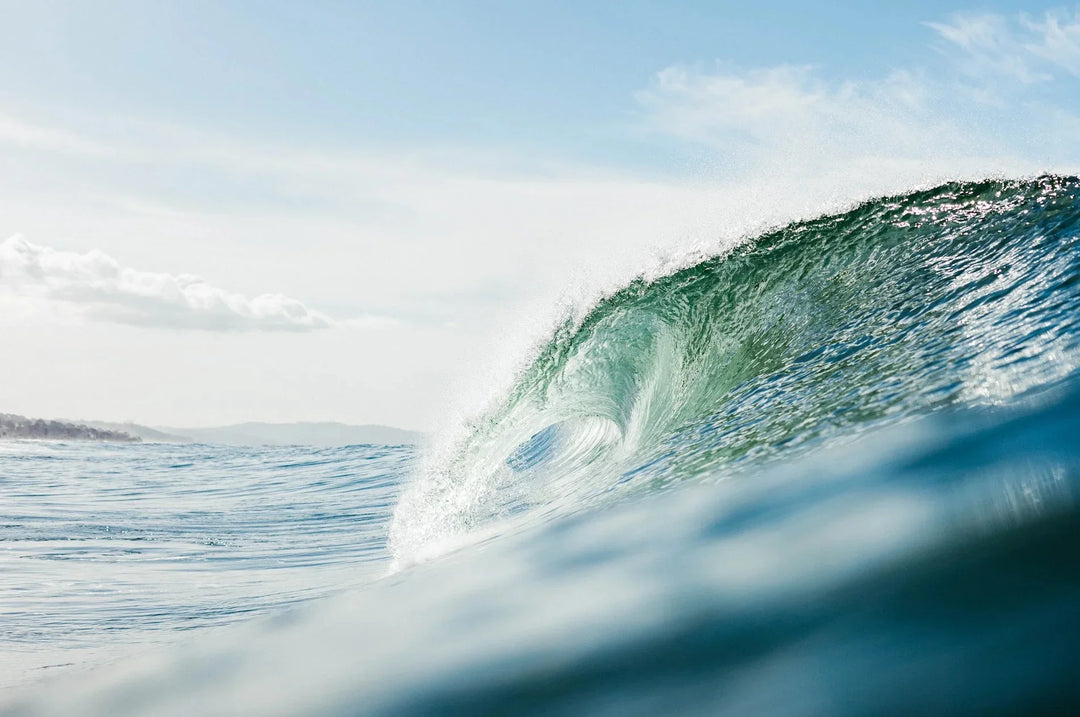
(1, 1, 1079, 430)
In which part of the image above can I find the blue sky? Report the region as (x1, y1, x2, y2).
(1, 1, 1070, 162)
(0, 2, 1078, 428)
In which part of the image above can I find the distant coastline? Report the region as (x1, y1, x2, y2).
(1, 414, 422, 447)
(0, 413, 140, 442)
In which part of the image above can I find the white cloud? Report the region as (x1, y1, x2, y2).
(0, 235, 335, 332)
(637, 9, 1080, 183)
(1024, 8, 1080, 75)
(636, 64, 1039, 188)
(926, 13, 1050, 83)
(927, 8, 1080, 81)
(638, 65, 953, 164)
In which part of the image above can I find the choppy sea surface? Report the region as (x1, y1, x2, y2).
(4, 176, 1080, 715)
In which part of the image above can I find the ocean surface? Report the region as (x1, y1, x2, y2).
(0, 443, 409, 692)
(4, 176, 1080, 715)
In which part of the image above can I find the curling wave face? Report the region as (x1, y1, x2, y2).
(392, 175, 1080, 562)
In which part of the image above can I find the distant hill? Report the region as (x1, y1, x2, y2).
(158, 422, 423, 447)
(73, 421, 192, 443)
(0, 413, 139, 442)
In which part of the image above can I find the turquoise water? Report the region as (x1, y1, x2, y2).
(5, 176, 1080, 715)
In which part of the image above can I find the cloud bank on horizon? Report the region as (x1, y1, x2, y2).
(0, 235, 334, 332)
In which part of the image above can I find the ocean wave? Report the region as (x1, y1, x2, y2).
(391, 175, 1080, 563)
(7, 176, 1080, 716)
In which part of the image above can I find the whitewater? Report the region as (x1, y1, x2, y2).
(3, 175, 1080, 715)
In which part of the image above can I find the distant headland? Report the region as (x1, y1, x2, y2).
(0, 413, 140, 442)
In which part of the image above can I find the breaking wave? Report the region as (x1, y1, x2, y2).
(392, 175, 1080, 562)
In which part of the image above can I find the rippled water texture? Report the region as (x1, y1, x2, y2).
(0, 442, 409, 690)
